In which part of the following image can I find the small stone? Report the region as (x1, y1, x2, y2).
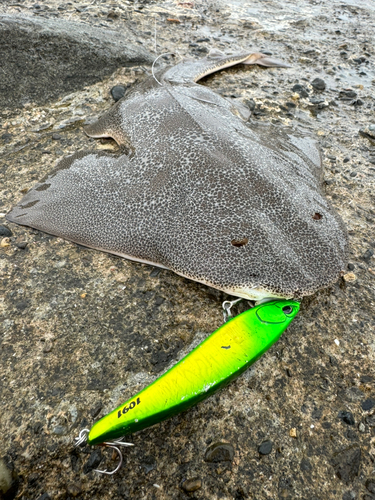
(258, 440, 273, 455)
(362, 399, 375, 411)
(52, 133, 62, 140)
(362, 248, 374, 263)
(43, 341, 53, 353)
(0, 238, 10, 247)
(311, 78, 326, 91)
(289, 428, 297, 438)
(366, 478, 375, 494)
(0, 457, 19, 500)
(338, 411, 355, 426)
(83, 450, 102, 473)
(15, 241, 28, 249)
(181, 478, 202, 492)
(0, 225, 12, 237)
(90, 402, 103, 418)
(350, 172, 357, 177)
(347, 263, 355, 270)
(66, 483, 82, 497)
(343, 272, 356, 282)
(110, 85, 127, 102)
(204, 442, 234, 462)
(358, 423, 365, 433)
(339, 90, 358, 99)
(292, 84, 309, 98)
(343, 157, 350, 163)
(331, 445, 361, 484)
(52, 425, 66, 435)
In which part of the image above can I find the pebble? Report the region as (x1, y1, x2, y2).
(347, 263, 355, 270)
(204, 442, 234, 462)
(0, 458, 19, 500)
(361, 398, 375, 411)
(338, 411, 355, 426)
(16, 241, 28, 249)
(258, 440, 273, 455)
(362, 248, 374, 263)
(52, 425, 67, 435)
(311, 78, 326, 91)
(331, 445, 361, 484)
(0, 237, 10, 247)
(292, 84, 309, 98)
(0, 225, 12, 237)
(343, 272, 356, 282)
(339, 90, 358, 99)
(110, 85, 127, 102)
(358, 422, 366, 433)
(181, 477, 202, 492)
(66, 483, 82, 497)
(289, 428, 297, 438)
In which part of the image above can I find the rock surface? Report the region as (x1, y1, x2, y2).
(0, 14, 153, 110)
(1, 0, 375, 499)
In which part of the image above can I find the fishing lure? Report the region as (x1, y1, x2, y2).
(75, 299, 299, 473)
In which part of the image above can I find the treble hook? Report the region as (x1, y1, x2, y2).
(74, 429, 134, 475)
(222, 298, 243, 322)
(94, 440, 134, 475)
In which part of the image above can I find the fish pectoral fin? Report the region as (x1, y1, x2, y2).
(241, 52, 292, 68)
(85, 103, 134, 153)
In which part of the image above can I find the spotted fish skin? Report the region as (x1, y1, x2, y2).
(7, 51, 348, 300)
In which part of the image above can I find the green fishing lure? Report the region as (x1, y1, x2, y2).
(76, 300, 299, 467)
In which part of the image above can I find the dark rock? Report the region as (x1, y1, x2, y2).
(204, 442, 234, 462)
(348, 263, 355, 270)
(0, 457, 19, 500)
(366, 478, 375, 494)
(258, 440, 273, 455)
(0, 225, 12, 237)
(311, 78, 326, 91)
(338, 411, 355, 426)
(110, 85, 127, 102)
(292, 84, 309, 97)
(15, 241, 28, 249)
(244, 98, 256, 111)
(361, 248, 374, 263)
(362, 399, 375, 411)
(83, 449, 102, 473)
(343, 157, 350, 163)
(331, 445, 361, 484)
(339, 90, 358, 100)
(36, 495, 51, 500)
(181, 477, 202, 492)
(0, 15, 153, 110)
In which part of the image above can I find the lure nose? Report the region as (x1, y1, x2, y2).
(256, 300, 299, 324)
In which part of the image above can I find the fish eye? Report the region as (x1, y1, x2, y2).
(282, 305, 293, 314)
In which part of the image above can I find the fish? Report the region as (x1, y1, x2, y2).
(6, 50, 348, 301)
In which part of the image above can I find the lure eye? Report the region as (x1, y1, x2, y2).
(282, 305, 293, 314)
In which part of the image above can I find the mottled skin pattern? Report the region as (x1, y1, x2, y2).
(7, 51, 348, 300)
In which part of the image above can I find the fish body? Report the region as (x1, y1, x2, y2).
(7, 51, 348, 300)
(87, 299, 299, 446)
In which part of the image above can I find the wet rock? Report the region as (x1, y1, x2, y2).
(338, 411, 355, 426)
(0, 457, 19, 500)
(0, 14, 153, 110)
(15, 241, 28, 249)
(258, 440, 273, 455)
(362, 399, 375, 411)
(292, 84, 309, 98)
(311, 78, 326, 91)
(110, 85, 127, 102)
(361, 248, 374, 263)
(83, 449, 102, 474)
(331, 445, 361, 484)
(0, 225, 12, 237)
(204, 442, 234, 462)
(181, 477, 202, 492)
